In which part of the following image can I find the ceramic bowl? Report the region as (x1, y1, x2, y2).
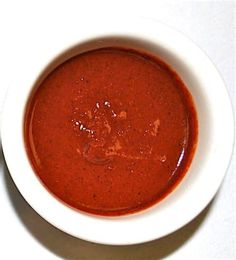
(1, 18, 234, 245)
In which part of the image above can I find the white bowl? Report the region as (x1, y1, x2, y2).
(1, 18, 234, 245)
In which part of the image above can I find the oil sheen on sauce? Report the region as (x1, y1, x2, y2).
(24, 47, 198, 216)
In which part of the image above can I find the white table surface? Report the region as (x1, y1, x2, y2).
(0, 1, 235, 259)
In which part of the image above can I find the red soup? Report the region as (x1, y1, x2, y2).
(24, 47, 198, 216)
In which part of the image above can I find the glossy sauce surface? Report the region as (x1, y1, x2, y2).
(25, 47, 198, 216)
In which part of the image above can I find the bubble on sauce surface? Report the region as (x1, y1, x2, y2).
(159, 155, 167, 163)
(106, 164, 114, 171)
(104, 101, 111, 107)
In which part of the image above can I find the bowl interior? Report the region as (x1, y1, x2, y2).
(28, 36, 206, 213)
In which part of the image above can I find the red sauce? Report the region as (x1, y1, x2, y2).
(24, 47, 198, 216)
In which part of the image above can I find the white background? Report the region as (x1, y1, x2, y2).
(0, 0, 235, 259)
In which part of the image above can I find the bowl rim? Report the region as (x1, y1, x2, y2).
(1, 18, 234, 245)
